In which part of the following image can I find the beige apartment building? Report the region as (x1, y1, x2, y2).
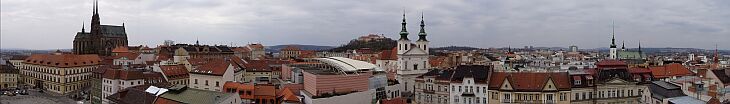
(18, 52, 101, 95)
(189, 58, 238, 92)
(1, 60, 19, 89)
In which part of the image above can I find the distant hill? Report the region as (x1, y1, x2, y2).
(328, 38, 397, 52)
(430, 46, 482, 51)
(265, 45, 335, 53)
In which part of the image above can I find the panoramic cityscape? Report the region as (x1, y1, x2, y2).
(1, 0, 729, 104)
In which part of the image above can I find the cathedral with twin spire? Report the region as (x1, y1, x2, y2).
(73, 0, 128, 56)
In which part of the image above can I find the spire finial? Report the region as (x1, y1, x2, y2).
(94, 0, 98, 14)
(398, 10, 409, 40)
(622, 41, 626, 49)
(638, 41, 642, 51)
(610, 21, 617, 48)
(82, 22, 85, 32)
(417, 12, 427, 41)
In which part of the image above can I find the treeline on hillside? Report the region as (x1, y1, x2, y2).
(329, 38, 396, 52)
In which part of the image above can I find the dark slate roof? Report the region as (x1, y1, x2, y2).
(649, 81, 686, 100)
(451, 65, 491, 83)
(418, 69, 454, 81)
(100, 25, 127, 37)
(0, 60, 18, 74)
(711, 69, 730, 85)
(106, 85, 157, 104)
(74, 32, 91, 38)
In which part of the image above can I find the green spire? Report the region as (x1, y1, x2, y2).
(399, 11, 409, 40)
(418, 12, 427, 41)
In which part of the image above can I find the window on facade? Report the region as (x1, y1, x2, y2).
(502, 93, 511, 103)
(216, 81, 220, 87)
(492, 92, 498, 100)
(546, 94, 554, 102)
(205, 80, 209, 86)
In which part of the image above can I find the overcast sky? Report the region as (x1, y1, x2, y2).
(2, 0, 729, 50)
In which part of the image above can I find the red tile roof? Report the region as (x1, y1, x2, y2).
(156, 51, 172, 61)
(103, 69, 145, 80)
(488, 72, 571, 91)
(278, 87, 300, 103)
(596, 59, 627, 66)
(112, 46, 130, 53)
(650, 63, 694, 78)
(281, 84, 303, 95)
(191, 58, 231, 76)
(429, 57, 445, 67)
(143, 72, 164, 82)
(378, 48, 397, 60)
(24, 53, 101, 68)
(300, 50, 316, 58)
(254, 85, 276, 96)
(247, 44, 265, 50)
(381, 97, 407, 104)
(232, 47, 250, 52)
(244, 59, 272, 72)
(111, 53, 140, 60)
(159, 65, 189, 80)
(153, 97, 184, 104)
(628, 67, 652, 74)
(223, 82, 255, 99)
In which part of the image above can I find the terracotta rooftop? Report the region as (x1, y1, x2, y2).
(222, 82, 255, 99)
(232, 47, 250, 52)
(244, 59, 272, 72)
(596, 59, 627, 66)
(159, 65, 189, 80)
(190, 58, 231, 76)
(429, 57, 445, 67)
(247, 44, 265, 50)
(278, 87, 300, 103)
(111, 53, 140, 60)
(254, 85, 277, 96)
(488, 71, 571, 91)
(24, 53, 101, 68)
(112, 46, 130, 53)
(378, 47, 397, 60)
(381, 97, 407, 104)
(650, 63, 694, 78)
(103, 69, 145, 80)
(629, 67, 652, 74)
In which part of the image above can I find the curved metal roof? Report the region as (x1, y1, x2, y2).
(314, 57, 383, 72)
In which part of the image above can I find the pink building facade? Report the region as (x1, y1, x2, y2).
(302, 70, 372, 96)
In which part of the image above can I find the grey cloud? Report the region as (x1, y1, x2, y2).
(1, 0, 729, 50)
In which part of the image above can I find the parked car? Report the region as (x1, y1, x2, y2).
(19, 90, 28, 95)
(5, 91, 15, 96)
